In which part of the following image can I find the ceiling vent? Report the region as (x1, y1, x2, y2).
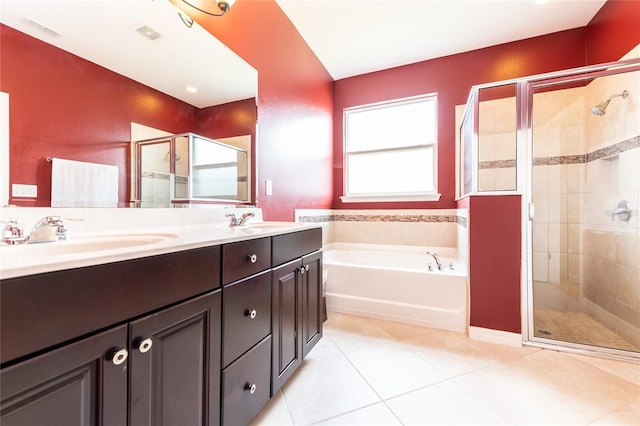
(23, 17, 61, 38)
(134, 24, 162, 41)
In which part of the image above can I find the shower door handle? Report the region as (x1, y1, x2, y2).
(528, 202, 535, 221)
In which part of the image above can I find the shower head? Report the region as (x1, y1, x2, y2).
(590, 90, 629, 116)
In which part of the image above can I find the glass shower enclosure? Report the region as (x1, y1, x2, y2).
(458, 58, 640, 360)
(134, 133, 249, 208)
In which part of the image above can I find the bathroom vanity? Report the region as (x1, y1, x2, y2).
(0, 220, 323, 426)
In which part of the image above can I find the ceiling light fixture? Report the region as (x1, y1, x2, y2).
(178, 11, 194, 28)
(181, 0, 236, 17)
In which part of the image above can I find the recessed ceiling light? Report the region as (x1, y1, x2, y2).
(186, 86, 198, 93)
(535, 0, 552, 4)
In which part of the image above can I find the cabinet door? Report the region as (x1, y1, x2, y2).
(271, 259, 303, 394)
(301, 250, 323, 358)
(129, 291, 221, 426)
(0, 325, 128, 426)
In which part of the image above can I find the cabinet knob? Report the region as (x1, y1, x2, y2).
(298, 266, 305, 274)
(109, 348, 129, 366)
(245, 309, 257, 319)
(305, 264, 310, 272)
(248, 254, 257, 264)
(136, 337, 153, 353)
(245, 383, 257, 394)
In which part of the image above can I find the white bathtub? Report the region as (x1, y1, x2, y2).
(323, 243, 468, 333)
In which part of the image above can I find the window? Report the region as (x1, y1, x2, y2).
(342, 95, 439, 202)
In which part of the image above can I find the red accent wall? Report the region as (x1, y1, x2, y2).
(586, 0, 640, 65)
(468, 196, 522, 333)
(333, 28, 587, 210)
(176, 0, 335, 220)
(0, 24, 254, 207)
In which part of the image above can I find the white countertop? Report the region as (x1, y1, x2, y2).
(0, 207, 321, 280)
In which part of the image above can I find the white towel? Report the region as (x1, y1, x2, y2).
(51, 158, 119, 207)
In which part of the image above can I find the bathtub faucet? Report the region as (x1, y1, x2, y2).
(426, 251, 442, 270)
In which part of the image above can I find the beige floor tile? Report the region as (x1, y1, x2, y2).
(346, 343, 445, 399)
(568, 352, 640, 387)
(400, 326, 539, 378)
(451, 349, 640, 425)
(590, 399, 640, 425)
(386, 380, 509, 425)
(324, 313, 398, 353)
(250, 390, 293, 426)
(304, 335, 343, 360)
(253, 313, 640, 426)
(316, 403, 402, 425)
(281, 354, 381, 425)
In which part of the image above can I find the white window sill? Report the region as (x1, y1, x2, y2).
(340, 193, 441, 203)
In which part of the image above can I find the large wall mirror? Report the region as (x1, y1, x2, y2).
(0, 0, 258, 207)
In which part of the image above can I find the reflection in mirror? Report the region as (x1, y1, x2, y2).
(136, 133, 249, 207)
(0, 0, 258, 207)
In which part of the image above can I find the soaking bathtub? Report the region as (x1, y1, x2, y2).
(323, 243, 468, 333)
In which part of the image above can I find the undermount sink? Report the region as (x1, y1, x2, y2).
(1, 233, 179, 256)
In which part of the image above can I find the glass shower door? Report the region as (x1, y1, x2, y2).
(138, 140, 172, 208)
(529, 70, 640, 356)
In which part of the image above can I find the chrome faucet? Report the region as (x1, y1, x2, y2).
(226, 212, 255, 227)
(426, 251, 442, 270)
(1, 216, 78, 245)
(29, 216, 70, 243)
(1, 219, 27, 245)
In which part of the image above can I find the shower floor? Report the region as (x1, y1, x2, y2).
(534, 308, 639, 352)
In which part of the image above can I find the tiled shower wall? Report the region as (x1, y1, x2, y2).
(294, 209, 469, 262)
(529, 61, 639, 347)
(581, 64, 639, 346)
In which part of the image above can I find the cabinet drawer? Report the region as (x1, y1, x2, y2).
(222, 237, 271, 284)
(222, 271, 271, 367)
(272, 228, 322, 267)
(222, 336, 271, 426)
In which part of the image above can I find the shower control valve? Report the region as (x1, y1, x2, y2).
(611, 200, 632, 222)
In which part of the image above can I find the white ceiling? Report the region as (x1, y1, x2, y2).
(1, 0, 608, 105)
(0, 0, 258, 108)
(276, 0, 608, 80)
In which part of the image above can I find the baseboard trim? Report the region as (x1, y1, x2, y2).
(469, 326, 522, 347)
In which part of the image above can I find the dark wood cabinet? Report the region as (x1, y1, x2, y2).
(129, 291, 221, 426)
(221, 336, 272, 426)
(270, 228, 323, 396)
(271, 247, 323, 394)
(271, 259, 304, 394)
(222, 271, 272, 367)
(0, 325, 128, 426)
(1, 226, 322, 426)
(0, 292, 222, 426)
(301, 250, 323, 358)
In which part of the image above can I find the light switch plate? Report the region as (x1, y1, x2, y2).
(12, 184, 38, 198)
(265, 179, 273, 196)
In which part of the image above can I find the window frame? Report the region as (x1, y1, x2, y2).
(341, 94, 440, 203)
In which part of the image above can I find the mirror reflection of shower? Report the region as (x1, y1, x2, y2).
(590, 89, 629, 115)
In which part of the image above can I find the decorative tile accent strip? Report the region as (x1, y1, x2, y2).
(479, 135, 638, 169)
(298, 213, 468, 228)
(586, 135, 639, 162)
(141, 171, 170, 180)
(479, 159, 517, 169)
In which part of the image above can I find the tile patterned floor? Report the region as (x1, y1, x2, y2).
(251, 313, 640, 426)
